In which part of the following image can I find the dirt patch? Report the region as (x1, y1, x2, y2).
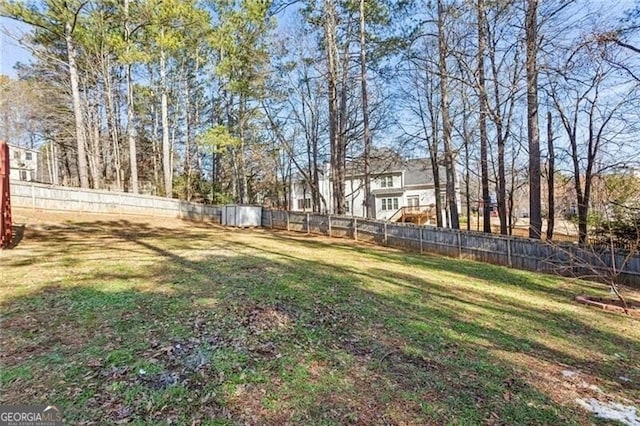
(242, 304, 293, 334)
(226, 382, 294, 425)
(387, 350, 442, 371)
(576, 295, 640, 317)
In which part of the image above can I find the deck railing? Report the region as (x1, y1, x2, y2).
(388, 206, 434, 223)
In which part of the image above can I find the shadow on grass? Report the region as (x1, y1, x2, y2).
(258, 230, 610, 300)
(2, 220, 638, 424)
(6, 224, 25, 249)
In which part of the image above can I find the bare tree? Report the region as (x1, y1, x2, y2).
(526, 0, 542, 238)
(123, 0, 138, 193)
(546, 110, 555, 240)
(324, 0, 345, 214)
(398, 50, 444, 227)
(359, 0, 372, 218)
(437, 0, 459, 229)
(548, 43, 637, 245)
(476, 0, 491, 233)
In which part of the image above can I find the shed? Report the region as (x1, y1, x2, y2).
(222, 205, 262, 227)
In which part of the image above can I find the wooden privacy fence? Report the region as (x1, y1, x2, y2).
(262, 209, 640, 287)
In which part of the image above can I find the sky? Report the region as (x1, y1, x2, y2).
(0, 3, 301, 77)
(1, 0, 636, 78)
(0, 17, 32, 77)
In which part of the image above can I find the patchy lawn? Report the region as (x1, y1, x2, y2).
(1, 209, 639, 425)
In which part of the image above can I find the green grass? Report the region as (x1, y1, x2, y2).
(1, 214, 639, 424)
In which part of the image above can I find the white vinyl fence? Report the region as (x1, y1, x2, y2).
(10, 180, 222, 222)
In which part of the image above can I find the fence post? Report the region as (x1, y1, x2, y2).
(457, 230, 462, 258)
(507, 236, 513, 267)
(384, 222, 388, 245)
(286, 211, 290, 232)
(270, 209, 274, 229)
(328, 214, 332, 237)
(354, 217, 358, 241)
(419, 225, 423, 254)
(31, 182, 35, 210)
(306, 212, 310, 234)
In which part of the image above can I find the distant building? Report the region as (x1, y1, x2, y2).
(290, 157, 458, 225)
(625, 165, 640, 178)
(7, 143, 39, 182)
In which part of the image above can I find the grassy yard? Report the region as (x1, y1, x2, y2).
(1, 210, 639, 425)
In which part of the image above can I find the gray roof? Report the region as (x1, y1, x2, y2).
(403, 159, 436, 186)
(346, 156, 441, 187)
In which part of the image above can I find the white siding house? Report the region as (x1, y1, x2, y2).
(290, 158, 457, 224)
(8, 144, 39, 182)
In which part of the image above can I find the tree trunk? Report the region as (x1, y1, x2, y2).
(103, 60, 122, 190)
(477, 0, 491, 233)
(124, 0, 139, 194)
(324, 0, 343, 214)
(65, 23, 89, 188)
(89, 102, 102, 188)
(81, 71, 101, 188)
(437, 0, 459, 230)
(496, 128, 507, 235)
(152, 103, 159, 192)
(193, 53, 203, 178)
(577, 201, 588, 245)
(183, 62, 192, 201)
(425, 70, 443, 228)
(160, 48, 172, 198)
(463, 126, 471, 231)
(429, 152, 442, 227)
(336, 31, 350, 216)
(126, 62, 138, 193)
(304, 112, 316, 211)
(61, 146, 73, 186)
(546, 110, 555, 241)
(526, 0, 542, 238)
(239, 98, 249, 203)
(360, 0, 372, 218)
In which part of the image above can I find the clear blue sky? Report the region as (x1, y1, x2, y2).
(1, 17, 32, 77)
(0, 3, 301, 77)
(0, 0, 636, 78)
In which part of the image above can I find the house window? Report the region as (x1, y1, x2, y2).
(297, 198, 311, 209)
(344, 198, 350, 213)
(19, 170, 28, 181)
(380, 176, 393, 188)
(25, 152, 32, 161)
(13, 150, 20, 160)
(381, 198, 399, 211)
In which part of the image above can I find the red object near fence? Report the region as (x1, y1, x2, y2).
(0, 141, 11, 249)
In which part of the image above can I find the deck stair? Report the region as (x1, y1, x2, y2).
(388, 206, 435, 225)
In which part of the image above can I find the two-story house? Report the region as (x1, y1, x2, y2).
(8, 143, 39, 182)
(290, 158, 456, 224)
